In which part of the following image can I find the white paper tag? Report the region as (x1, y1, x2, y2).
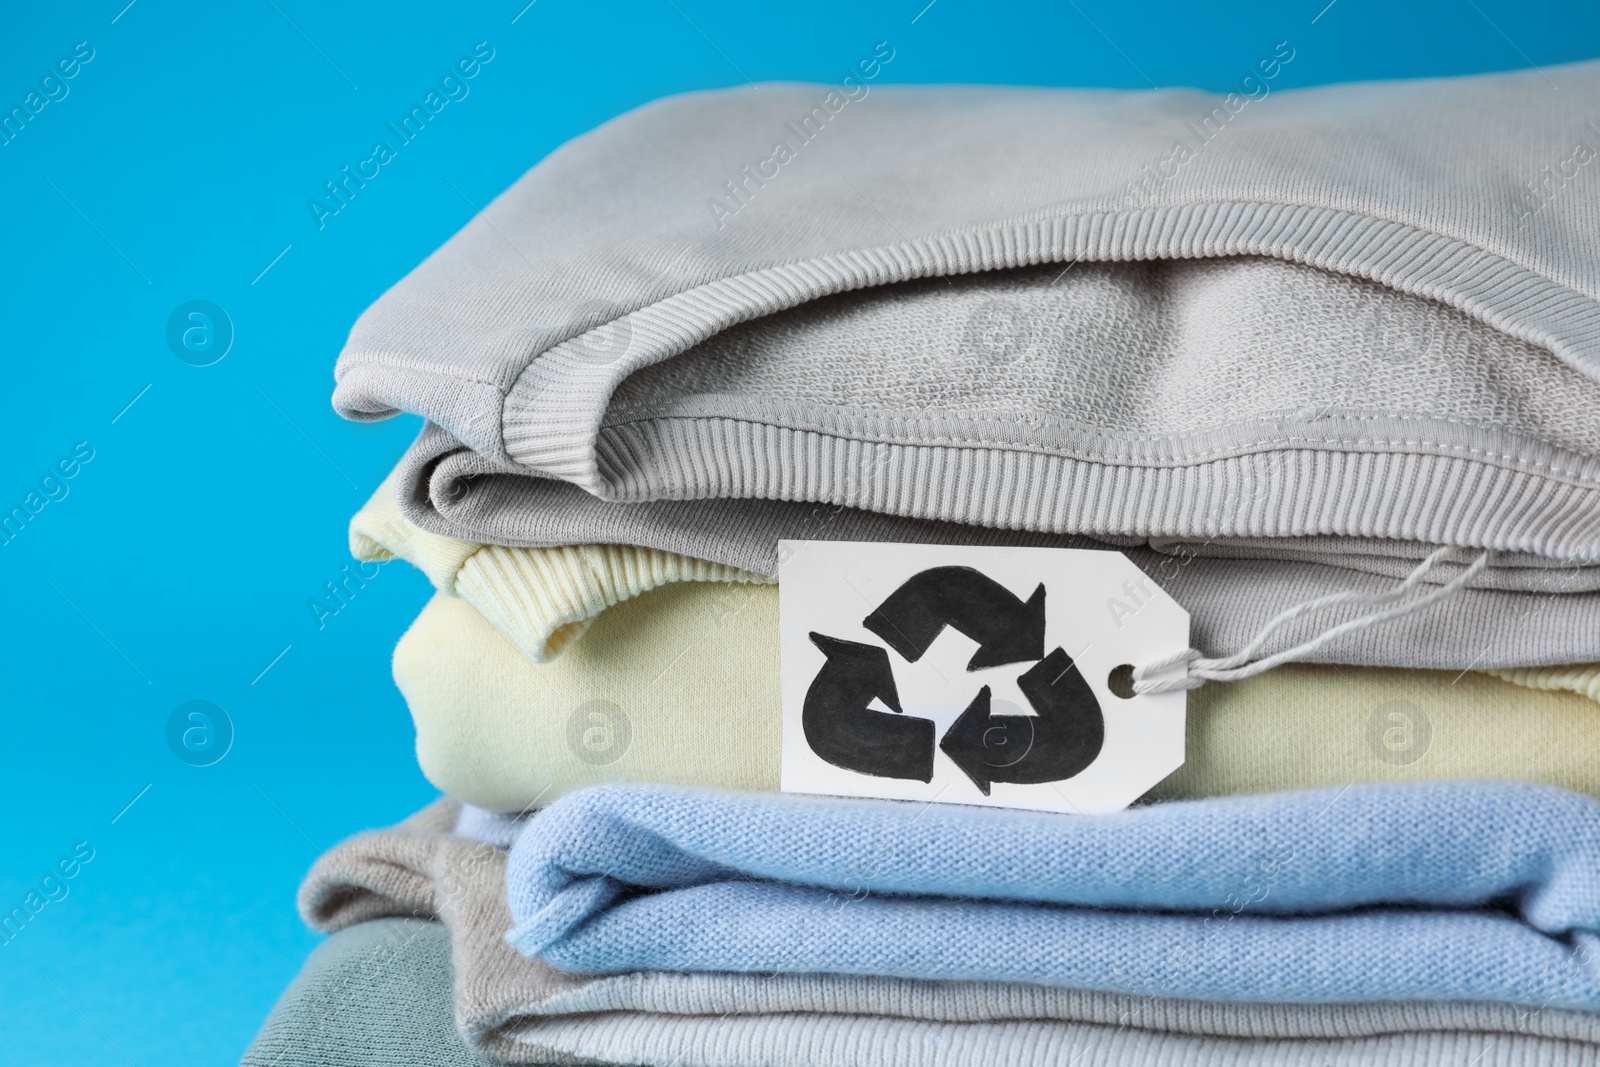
(779, 540, 1189, 814)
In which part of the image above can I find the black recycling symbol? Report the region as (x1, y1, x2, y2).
(804, 566, 1105, 794)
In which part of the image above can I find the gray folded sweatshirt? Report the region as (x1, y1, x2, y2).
(239, 918, 496, 1067)
(334, 64, 1600, 665)
(390, 421, 1600, 669)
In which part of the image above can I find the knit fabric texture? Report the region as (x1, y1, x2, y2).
(389, 422, 1600, 670)
(238, 917, 497, 1067)
(352, 467, 769, 662)
(333, 67, 1600, 573)
(1490, 664, 1600, 704)
(395, 592, 777, 812)
(394, 583, 1600, 813)
(294, 801, 1600, 1067)
(503, 781, 1600, 1007)
(246, 921, 1600, 1067)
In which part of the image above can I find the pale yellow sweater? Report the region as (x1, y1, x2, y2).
(396, 587, 1600, 814)
(352, 471, 770, 662)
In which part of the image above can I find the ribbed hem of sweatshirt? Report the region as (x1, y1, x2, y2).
(562, 416, 1600, 558)
(456, 542, 769, 662)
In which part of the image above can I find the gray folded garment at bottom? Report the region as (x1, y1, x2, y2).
(398, 423, 1600, 670)
(284, 798, 1600, 1067)
(239, 917, 495, 1067)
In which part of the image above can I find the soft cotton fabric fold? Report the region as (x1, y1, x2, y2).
(396, 592, 777, 812)
(503, 781, 1600, 1008)
(335, 66, 1600, 585)
(295, 799, 1600, 1067)
(361, 446, 1600, 669)
(395, 588, 1600, 813)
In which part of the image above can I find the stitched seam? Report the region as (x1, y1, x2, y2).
(601, 398, 1594, 448)
(338, 353, 512, 394)
(596, 415, 1600, 485)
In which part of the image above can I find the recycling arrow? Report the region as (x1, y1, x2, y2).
(802, 632, 936, 782)
(939, 647, 1105, 795)
(863, 566, 1046, 671)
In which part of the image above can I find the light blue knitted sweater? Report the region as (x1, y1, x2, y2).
(504, 781, 1600, 1008)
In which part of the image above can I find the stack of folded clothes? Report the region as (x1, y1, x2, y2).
(244, 59, 1600, 1067)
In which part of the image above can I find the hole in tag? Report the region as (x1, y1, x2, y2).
(1107, 664, 1136, 699)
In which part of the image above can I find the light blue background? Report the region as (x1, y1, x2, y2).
(2, 1, 1597, 1063)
